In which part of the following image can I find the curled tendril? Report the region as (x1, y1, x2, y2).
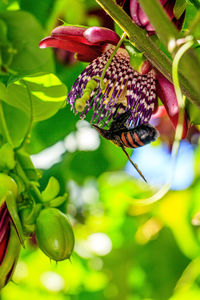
(131, 37, 194, 206)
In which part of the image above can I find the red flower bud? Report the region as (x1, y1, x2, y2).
(129, 0, 185, 34)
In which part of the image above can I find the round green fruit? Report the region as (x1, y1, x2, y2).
(35, 208, 75, 261)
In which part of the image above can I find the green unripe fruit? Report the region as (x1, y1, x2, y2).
(35, 208, 75, 261)
(0, 174, 17, 205)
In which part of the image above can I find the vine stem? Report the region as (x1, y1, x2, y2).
(171, 38, 194, 147)
(0, 101, 13, 145)
(174, 257, 200, 292)
(0, 99, 43, 204)
(75, 32, 127, 112)
(99, 32, 127, 89)
(15, 162, 43, 204)
(15, 80, 33, 150)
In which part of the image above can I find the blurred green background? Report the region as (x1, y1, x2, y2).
(1, 0, 200, 299)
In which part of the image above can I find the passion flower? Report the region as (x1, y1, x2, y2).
(35, 208, 75, 261)
(39, 25, 188, 137)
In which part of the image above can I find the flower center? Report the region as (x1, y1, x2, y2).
(67, 47, 157, 128)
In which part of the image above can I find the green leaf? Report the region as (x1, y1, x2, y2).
(65, 146, 117, 184)
(10, 173, 25, 194)
(20, 0, 55, 26)
(124, 40, 145, 73)
(28, 106, 78, 154)
(0, 74, 10, 86)
(0, 10, 54, 75)
(173, 0, 187, 19)
(0, 0, 20, 12)
(48, 194, 67, 207)
(186, 100, 200, 124)
(0, 81, 6, 99)
(3, 73, 67, 122)
(188, 0, 200, 9)
(42, 176, 60, 202)
(0, 19, 8, 44)
(20, 204, 42, 234)
(6, 192, 25, 246)
(2, 101, 29, 147)
(16, 150, 40, 181)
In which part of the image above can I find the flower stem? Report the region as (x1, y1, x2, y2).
(0, 101, 13, 146)
(75, 32, 127, 112)
(99, 32, 127, 89)
(15, 162, 43, 204)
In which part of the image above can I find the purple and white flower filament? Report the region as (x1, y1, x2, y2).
(68, 46, 157, 128)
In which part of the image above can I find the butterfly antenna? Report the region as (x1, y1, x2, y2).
(121, 147, 147, 183)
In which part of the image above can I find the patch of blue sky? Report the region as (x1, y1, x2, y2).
(125, 140, 194, 190)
